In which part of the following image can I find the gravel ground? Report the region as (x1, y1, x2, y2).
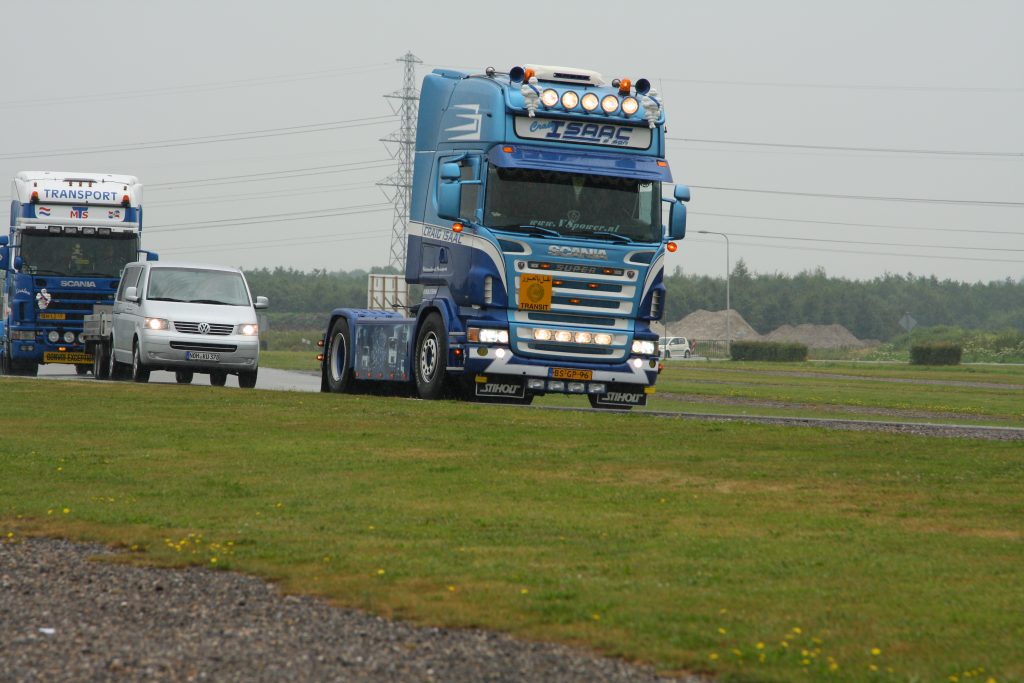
(0, 538, 700, 683)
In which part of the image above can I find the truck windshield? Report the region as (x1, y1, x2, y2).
(145, 268, 251, 306)
(484, 166, 662, 243)
(19, 232, 139, 277)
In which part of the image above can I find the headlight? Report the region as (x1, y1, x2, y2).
(554, 330, 573, 343)
(581, 92, 599, 111)
(561, 91, 579, 109)
(77, 333, 86, 344)
(48, 330, 60, 343)
(532, 328, 553, 341)
(540, 88, 559, 107)
(574, 331, 592, 344)
(601, 95, 619, 113)
(13, 331, 35, 340)
(63, 331, 76, 343)
(467, 327, 509, 344)
(621, 96, 639, 115)
(239, 323, 259, 336)
(631, 339, 656, 355)
(594, 333, 613, 346)
(145, 317, 169, 331)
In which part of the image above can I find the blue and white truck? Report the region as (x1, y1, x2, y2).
(320, 63, 689, 408)
(0, 171, 154, 376)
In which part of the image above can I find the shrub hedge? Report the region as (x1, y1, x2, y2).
(909, 342, 963, 365)
(729, 341, 808, 362)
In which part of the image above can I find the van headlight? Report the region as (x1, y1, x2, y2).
(238, 323, 259, 336)
(145, 318, 169, 331)
(631, 339, 656, 355)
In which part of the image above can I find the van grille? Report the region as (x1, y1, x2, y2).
(174, 321, 234, 335)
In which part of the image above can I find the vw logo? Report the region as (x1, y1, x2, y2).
(197, 322, 211, 335)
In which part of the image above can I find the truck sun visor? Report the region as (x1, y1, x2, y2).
(487, 145, 672, 182)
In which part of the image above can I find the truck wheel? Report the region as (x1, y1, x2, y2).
(210, 370, 228, 387)
(414, 313, 448, 400)
(92, 344, 110, 380)
(238, 370, 258, 389)
(0, 345, 10, 375)
(131, 341, 150, 383)
(324, 318, 354, 393)
(12, 360, 38, 376)
(175, 370, 193, 384)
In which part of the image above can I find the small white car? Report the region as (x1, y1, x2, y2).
(659, 336, 691, 359)
(108, 261, 267, 387)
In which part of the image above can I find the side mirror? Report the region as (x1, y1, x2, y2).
(139, 250, 159, 262)
(0, 235, 8, 246)
(254, 296, 269, 310)
(438, 162, 463, 222)
(14, 255, 24, 271)
(668, 201, 687, 240)
(673, 184, 690, 202)
(125, 286, 140, 302)
(0, 245, 7, 270)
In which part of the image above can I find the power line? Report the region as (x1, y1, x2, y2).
(0, 116, 397, 161)
(668, 137, 1022, 158)
(693, 230, 1024, 253)
(686, 236, 1024, 265)
(688, 184, 1024, 207)
(0, 62, 394, 109)
(145, 204, 391, 233)
(658, 76, 1024, 94)
(146, 181, 377, 207)
(691, 211, 1024, 237)
(155, 229, 392, 254)
(147, 160, 393, 189)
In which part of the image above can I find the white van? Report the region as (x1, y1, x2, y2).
(108, 261, 267, 387)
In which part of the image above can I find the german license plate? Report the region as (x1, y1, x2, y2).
(185, 351, 220, 362)
(44, 352, 92, 363)
(551, 367, 592, 381)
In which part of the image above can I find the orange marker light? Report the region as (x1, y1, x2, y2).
(524, 68, 535, 81)
(452, 222, 464, 233)
(316, 353, 324, 362)
(666, 242, 678, 253)
(657, 160, 668, 167)
(618, 78, 632, 95)
(502, 146, 514, 153)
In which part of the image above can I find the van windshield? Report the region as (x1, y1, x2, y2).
(145, 268, 251, 306)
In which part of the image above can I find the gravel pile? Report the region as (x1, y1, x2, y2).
(0, 538, 700, 683)
(763, 323, 866, 349)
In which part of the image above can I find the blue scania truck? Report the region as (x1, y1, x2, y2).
(320, 63, 689, 408)
(0, 171, 154, 376)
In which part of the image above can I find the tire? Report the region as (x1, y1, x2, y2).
(209, 370, 228, 387)
(414, 313, 448, 400)
(92, 344, 110, 380)
(131, 341, 150, 383)
(12, 360, 39, 376)
(238, 369, 258, 389)
(684, 350, 691, 358)
(175, 370, 194, 384)
(324, 318, 354, 393)
(0, 344, 9, 375)
(108, 338, 129, 380)
(76, 364, 90, 376)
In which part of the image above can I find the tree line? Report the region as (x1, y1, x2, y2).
(245, 264, 1024, 341)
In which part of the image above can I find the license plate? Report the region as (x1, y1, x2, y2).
(551, 367, 592, 381)
(39, 313, 66, 320)
(44, 352, 92, 363)
(185, 351, 220, 362)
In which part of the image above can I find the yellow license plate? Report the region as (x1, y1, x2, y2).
(551, 367, 592, 381)
(39, 312, 66, 320)
(44, 352, 93, 364)
(518, 273, 552, 311)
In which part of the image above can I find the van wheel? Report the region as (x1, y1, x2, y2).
(414, 313, 448, 400)
(108, 339, 128, 380)
(131, 341, 150, 383)
(325, 318, 354, 393)
(93, 344, 110, 380)
(684, 350, 691, 358)
(238, 370, 258, 389)
(175, 370, 194, 384)
(209, 371, 228, 387)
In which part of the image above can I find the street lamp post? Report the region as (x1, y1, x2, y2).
(696, 230, 730, 356)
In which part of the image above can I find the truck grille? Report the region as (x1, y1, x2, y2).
(174, 321, 234, 335)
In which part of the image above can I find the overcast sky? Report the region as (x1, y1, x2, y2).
(3, 0, 1021, 283)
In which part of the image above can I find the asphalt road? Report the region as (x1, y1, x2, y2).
(37, 363, 322, 392)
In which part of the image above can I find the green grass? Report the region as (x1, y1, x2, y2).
(1, 376, 1022, 682)
(260, 350, 321, 373)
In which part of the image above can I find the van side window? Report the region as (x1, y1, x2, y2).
(116, 267, 142, 301)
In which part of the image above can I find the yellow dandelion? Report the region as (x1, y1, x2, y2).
(62, 507, 70, 514)
(210, 558, 218, 565)
(719, 608, 727, 614)
(6, 532, 13, 538)
(591, 613, 601, 621)
(869, 664, 878, 672)
(732, 649, 743, 658)
(56, 467, 63, 472)
(871, 648, 881, 656)
(780, 641, 789, 649)
(758, 653, 765, 663)
(718, 627, 727, 635)
(447, 585, 456, 592)
(376, 568, 386, 576)
(756, 642, 765, 650)
(47, 509, 54, 515)
(709, 653, 719, 661)
(829, 662, 839, 672)
(802, 659, 810, 666)
(985, 678, 996, 683)
(520, 588, 528, 595)
(948, 676, 959, 683)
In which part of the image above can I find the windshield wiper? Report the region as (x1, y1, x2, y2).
(28, 268, 64, 275)
(490, 224, 561, 238)
(583, 231, 633, 244)
(188, 299, 238, 305)
(148, 297, 187, 302)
